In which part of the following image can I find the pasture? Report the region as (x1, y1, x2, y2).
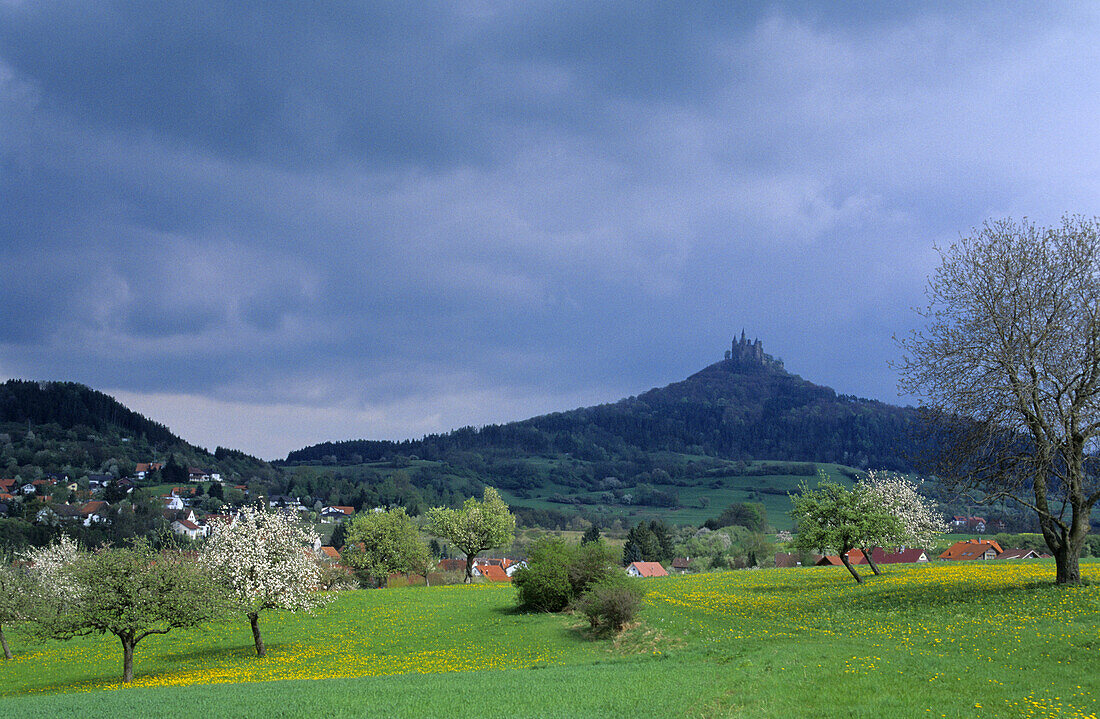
(1, 560, 1098, 718)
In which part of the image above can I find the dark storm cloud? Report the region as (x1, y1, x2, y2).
(2, 1, 1099, 457)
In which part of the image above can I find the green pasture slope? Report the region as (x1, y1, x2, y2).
(2, 560, 1098, 718)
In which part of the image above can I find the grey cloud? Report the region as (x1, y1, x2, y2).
(2, 2, 1099, 455)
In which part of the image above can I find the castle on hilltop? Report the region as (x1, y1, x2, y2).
(725, 331, 782, 368)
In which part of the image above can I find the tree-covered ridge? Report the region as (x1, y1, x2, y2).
(287, 350, 921, 472)
(0, 379, 280, 488)
(0, 380, 178, 446)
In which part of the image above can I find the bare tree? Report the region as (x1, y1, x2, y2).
(897, 216, 1100, 584)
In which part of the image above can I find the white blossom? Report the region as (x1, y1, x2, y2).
(18, 535, 83, 601)
(859, 470, 949, 547)
(200, 507, 328, 615)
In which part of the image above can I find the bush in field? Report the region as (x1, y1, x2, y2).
(513, 537, 573, 612)
(513, 537, 618, 612)
(567, 540, 617, 597)
(576, 574, 644, 634)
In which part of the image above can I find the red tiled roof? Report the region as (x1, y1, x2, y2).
(174, 519, 200, 531)
(939, 539, 1002, 560)
(79, 500, 107, 516)
(879, 548, 928, 564)
(477, 564, 510, 582)
(628, 561, 668, 577)
(775, 552, 800, 568)
(818, 549, 866, 566)
(330, 506, 355, 515)
(437, 559, 467, 573)
(319, 546, 340, 560)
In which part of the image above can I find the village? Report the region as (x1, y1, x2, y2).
(0, 463, 1057, 591)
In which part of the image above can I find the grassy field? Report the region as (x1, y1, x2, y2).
(2, 560, 1098, 718)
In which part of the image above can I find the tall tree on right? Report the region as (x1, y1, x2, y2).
(897, 216, 1100, 584)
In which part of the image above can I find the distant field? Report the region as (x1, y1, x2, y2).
(2, 559, 1098, 717)
(286, 456, 865, 530)
(499, 460, 859, 529)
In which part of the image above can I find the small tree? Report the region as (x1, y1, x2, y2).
(200, 507, 329, 657)
(581, 524, 602, 545)
(24, 539, 225, 683)
(426, 487, 515, 583)
(513, 537, 573, 612)
(341, 507, 429, 587)
(575, 574, 644, 634)
(514, 537, 617, 613)
(789, 473, 901, 583)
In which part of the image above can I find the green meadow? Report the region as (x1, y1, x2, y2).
(2, 560, 1098, 718)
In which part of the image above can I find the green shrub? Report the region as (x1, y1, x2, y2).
(576, 574, 644, 634)
(567, 540, 617, 597)
(514, 538, 618, 613)
(513, 537, 573, 612)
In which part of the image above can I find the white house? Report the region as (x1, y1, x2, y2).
(170, 518, 204, 540)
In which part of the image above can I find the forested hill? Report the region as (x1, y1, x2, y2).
(0, 380, 280, 483)
(286, 341, 922, 472)
(0, 380, 179, 444)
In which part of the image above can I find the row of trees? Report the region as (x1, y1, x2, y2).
(0, 487, 520, 684)
(340, 487, 516, 586)
(3, 507, 329, 682)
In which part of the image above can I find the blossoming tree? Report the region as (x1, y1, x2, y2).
(201, 506, 329, 656)
(856, 470, 949, 575)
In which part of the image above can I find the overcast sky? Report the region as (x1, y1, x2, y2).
(2, 2, 1098, 459)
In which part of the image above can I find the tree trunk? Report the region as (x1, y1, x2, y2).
(0, 624, 11, 660)
(121, 635, 135, 683)
(840, 552, 862, 584)
(249, 611, 266, 657)
(464, 555, 474, 584)
(1054, 543, 1082, 585)
(861, 547, 882, 576)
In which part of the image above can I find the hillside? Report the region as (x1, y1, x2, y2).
(287, 336, 921, 471)
(0, 379, 280, 486)
(276, 337, 971, 530)
(0, 357, 1029, 533)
